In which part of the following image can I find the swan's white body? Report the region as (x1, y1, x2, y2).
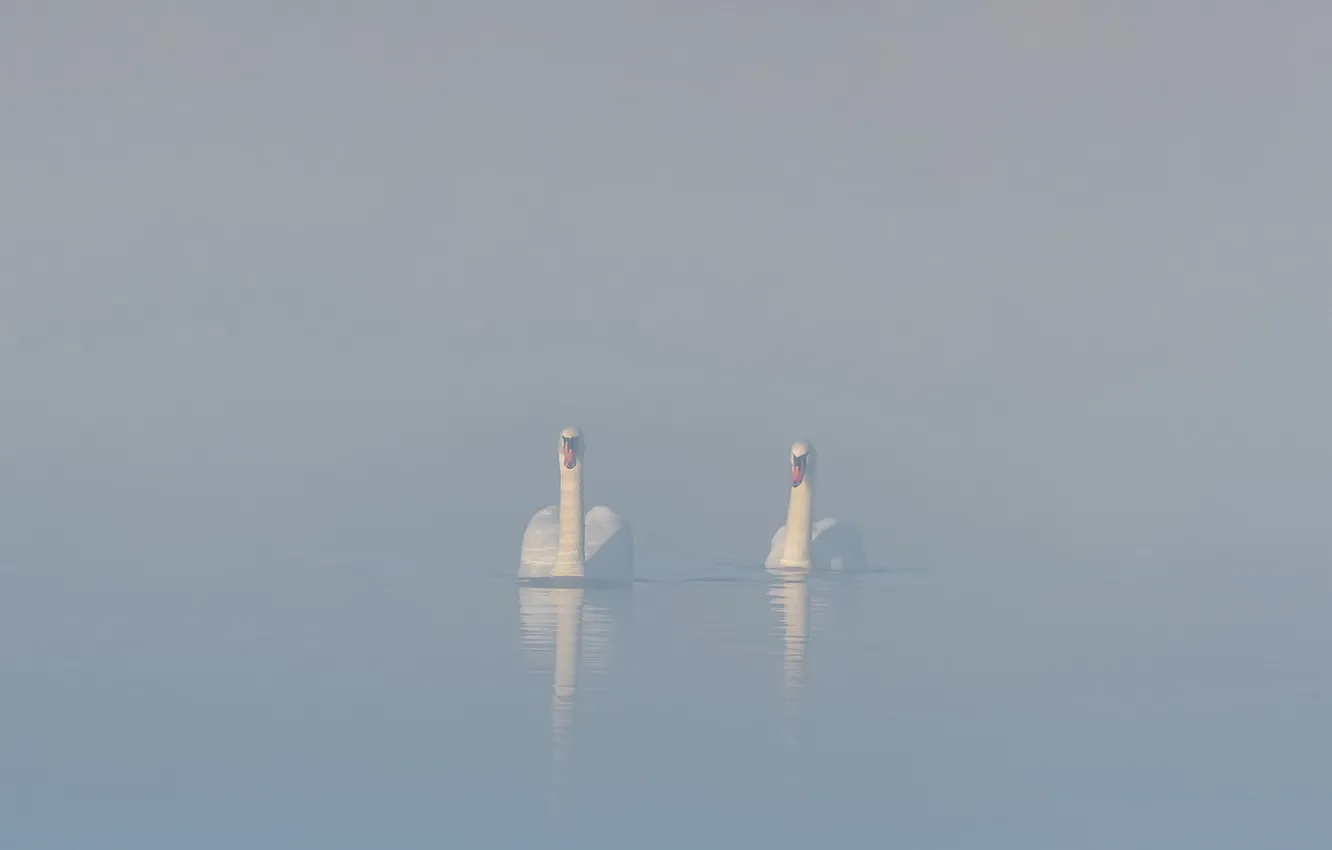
(519, 505, 634, 581)
(520, 427, 634, 582)
(764, 440, 868, 573)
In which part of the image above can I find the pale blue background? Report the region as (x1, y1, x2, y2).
(2, 2, 1329, 846)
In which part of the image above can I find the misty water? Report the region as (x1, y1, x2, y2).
(5, 553, 1329, 849)
(6, 5, 1332, 844)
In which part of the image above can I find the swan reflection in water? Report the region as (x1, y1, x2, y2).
(767, 564, 860, 753)
(518, 583, 631, 813)
(767, 566, 814, 751)
(768, 569, 810, 700)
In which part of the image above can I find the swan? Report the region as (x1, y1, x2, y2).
(519, 426, 634, 582)
(764, 439, 868, 573)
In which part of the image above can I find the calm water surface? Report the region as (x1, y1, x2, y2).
(3, 556, 1329, 848)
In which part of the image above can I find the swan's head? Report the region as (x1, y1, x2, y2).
(790, 440, 815, 488)
(559, 426, 583, 470)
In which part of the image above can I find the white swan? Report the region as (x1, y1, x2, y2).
(519, 426, 634, 582)
(764, 439, 868, 573)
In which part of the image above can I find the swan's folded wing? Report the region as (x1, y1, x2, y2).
(583, 506, 624, 554)
(811, 518, 840, 538)
(585, 506, 634, 580)
(811, 519, 868, 571)
(519, 506, 559, 577)
(764, 525, 788, 570)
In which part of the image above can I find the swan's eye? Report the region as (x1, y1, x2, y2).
(791, 454, 807, 487)
(562, 436, 581, 468)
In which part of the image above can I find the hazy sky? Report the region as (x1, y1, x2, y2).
(3, 2, 1328, 574)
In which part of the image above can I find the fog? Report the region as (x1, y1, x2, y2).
(3, 1, 1329, 575)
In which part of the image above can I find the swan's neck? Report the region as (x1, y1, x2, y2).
(554, 464, 585, 577)
(780, 478, 814, 568)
